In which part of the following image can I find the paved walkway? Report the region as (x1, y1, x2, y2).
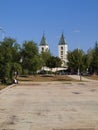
(0, 81, 98, 130)
(68, 75, 95, 82)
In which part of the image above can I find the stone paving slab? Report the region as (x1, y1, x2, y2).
(0, 81, 98, 130)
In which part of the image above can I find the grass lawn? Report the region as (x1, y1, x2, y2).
(0, 85, 7, 90)
(84, 75, 98, 80)
(18, 74, 76, 82)
(1, 74, 97, 91)
(0, 75, 74, 90)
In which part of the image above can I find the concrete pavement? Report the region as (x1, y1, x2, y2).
(0, 81, 98, 130)
(68, 75, 95, 81)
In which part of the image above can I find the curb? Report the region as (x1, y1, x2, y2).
(0, 84, 16, 94)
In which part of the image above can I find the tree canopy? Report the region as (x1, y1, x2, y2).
(20, 40, 42, 74)
(0, 36, 98, 84)
(46, 56, 62, 69)
(67, 41, 98, 75)
(0, 37, 21, 83)
(67, 49, 84, 73)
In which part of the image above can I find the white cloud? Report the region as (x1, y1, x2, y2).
(72, 30, 80, 33)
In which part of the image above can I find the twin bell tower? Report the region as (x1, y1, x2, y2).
(39, 33, 68, 67)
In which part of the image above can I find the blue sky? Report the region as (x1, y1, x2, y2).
(0, 0, 98, 56)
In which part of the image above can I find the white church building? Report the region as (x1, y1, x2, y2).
(39, 33, 68, 70)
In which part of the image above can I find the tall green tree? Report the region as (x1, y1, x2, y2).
(67, 49, 84, 73)
(40, 51, 51, 67)
(46, 56, 62, 70)
(90, 42, 98, 74)
(83, 48, 93, 73)
(0, 37, 21, 83)
(20, 41, 42, 74)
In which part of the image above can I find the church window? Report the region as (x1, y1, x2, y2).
(61, 56, 63, 59)
(42, 47, 44, 52)
(61, 51, 63, 55)
(61, 47, 63, 50)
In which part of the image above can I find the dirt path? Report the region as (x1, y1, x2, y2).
(0, 81, 98, 130)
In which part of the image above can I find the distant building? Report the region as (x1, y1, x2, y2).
(39, 34, 49, 54)
(58, 33, 68, 67)
(39, 33, 68, 67)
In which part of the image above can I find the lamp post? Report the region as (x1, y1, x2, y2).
(20, 57, 24, 74)
(77, 48, 80, 75)
(78, 48, 82, 81)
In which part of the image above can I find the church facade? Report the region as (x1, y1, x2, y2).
(39, 33, 68, 67)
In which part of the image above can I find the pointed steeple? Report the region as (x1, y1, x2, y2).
(39, 34, 49, 54)
(59, 33, 67, 45)
(40, 34, 48, 46)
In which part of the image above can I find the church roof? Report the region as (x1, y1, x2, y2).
(59, 33, 67, 45)
(40, 35, 48, 46)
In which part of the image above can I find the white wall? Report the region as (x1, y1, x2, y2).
(39, 45, 49, 54)
(58, 44, 68, 62)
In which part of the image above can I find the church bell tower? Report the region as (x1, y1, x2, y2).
(39, 34, 49, 54)
(58, 33, 68, 67)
